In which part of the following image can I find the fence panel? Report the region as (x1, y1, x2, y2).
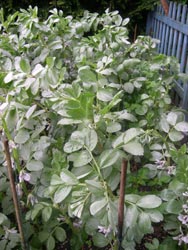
(146, 1, 188, 110)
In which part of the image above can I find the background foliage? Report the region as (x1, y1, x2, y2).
(0, 6, 188, 250)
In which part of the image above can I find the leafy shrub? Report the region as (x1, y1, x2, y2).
(0, 7, 188, 250)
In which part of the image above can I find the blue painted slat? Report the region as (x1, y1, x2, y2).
(172, 5, 181, 56)
(180, 35, 187, 72)
(176, 5, 187, 61)
(146, 1, 188, 110)
(153, 14, 188, 36)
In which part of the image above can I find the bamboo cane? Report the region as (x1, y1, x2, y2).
(3, 137, 28, 250)
(117, 159, 127, 250)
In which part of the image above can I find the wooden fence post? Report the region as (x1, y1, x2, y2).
(160, 0, 169, 15)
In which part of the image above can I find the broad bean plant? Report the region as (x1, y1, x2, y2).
(0, 7, 188, 250)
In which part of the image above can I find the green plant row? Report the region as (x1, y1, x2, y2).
(0, 7, 188, 250)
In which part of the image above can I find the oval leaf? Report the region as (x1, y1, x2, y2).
(54, 185, 72, 203)
(136, 195, 162, 209)
(90, 198, 107, 215)
(26, 160, 44, 171)
(15, 129, 30, 144)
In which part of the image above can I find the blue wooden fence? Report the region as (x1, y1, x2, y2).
(146, 1, 188, 110)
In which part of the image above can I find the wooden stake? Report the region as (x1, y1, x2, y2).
(118, 159, 127, 249)
(3, 138, 28, 250)
(160, 0, 169, 16)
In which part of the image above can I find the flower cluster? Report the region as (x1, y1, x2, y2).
(174, 191, 188, 245)
(155, 159, 176, 175)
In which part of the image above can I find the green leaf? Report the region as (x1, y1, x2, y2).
(84, 128, 98, 151)
(146, 210, 163, 223)
(125, 194, 140, 203)
(97, 88, 113, 102)
(90, 198, 107, 215)
(60, 169, 78, 185)
(64, 140, 83, 153)
(42, 206, 52, 222)
(124, 128, 143, 144)
(167, 112, 178, 126)
(123, 141, 144, 156)
(31, 204, 44, 220)
(165, 199, 182, 214)
(26, 160, 44, 171)
(20, 58, 31, 73)
(50, 174, 63, 185)
(4, 72, 13, 83)
(124, 82, 134, 94)
(69, 150, 92, 167)
(98, 149, 121, 168)
(0, 213, 8, 225)
(138, 212, 152, 234)
(15, 129, 30, 144)
(47, 235, 55, 250)
(136, 195, 162, 209)
(125, 204, 139, 228)
(25, 104, 37, 119)
(175, 121, 188, 132)
(85, 180, 104, 195)
(78, 66, 97, 83)
(93, 233, 109, 248)
(123, 59, 141, 68)
(159, 117, 170, 133)
(39, 231, 50, 243)
(58, 118, 82, 125)
(85, 218, 99, 236)
(169, 129, 184, 142)
(54, 185, 72, 203)
(135, 105, 148, 116)
(106, 122, 121, 133)
(54, 227, 66, 242)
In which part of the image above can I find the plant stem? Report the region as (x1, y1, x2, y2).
(118, 159, 127, 250)
(3, 137, 28, 250)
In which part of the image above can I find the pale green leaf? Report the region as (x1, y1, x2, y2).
(64, 140, 83, 153)
(169, 130, 184, 142)
(106, 122, 121, 133)
(25, 104, 37, 119)
(167, 112, 178, 126)
(123, 141, 144, 156)
(97, 89, 113, 102)
(125, 204, 139, 228)
(138, 212, 152, 234)
(159, 117, 170, 133)
(15, 129, 30, 144)
(124, 82, 134, 94)
(26, 160, 44, 171)
(136, 195, 162, 209)
(50, 174, 63, 185)
(69, 150, 92, 167)
(99, 149, 121, 168)
(42, 206, 52, 222)
(147, 210, 163, 223)
(90, 198, 107, 215)
(60, 169, 78, 185)
(78, 66, 97, 83)
(124, 128, 144, 144)
(54, 186, 72, 203)
(84, 128, 98, 151)
(175, 121, 188, 132)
